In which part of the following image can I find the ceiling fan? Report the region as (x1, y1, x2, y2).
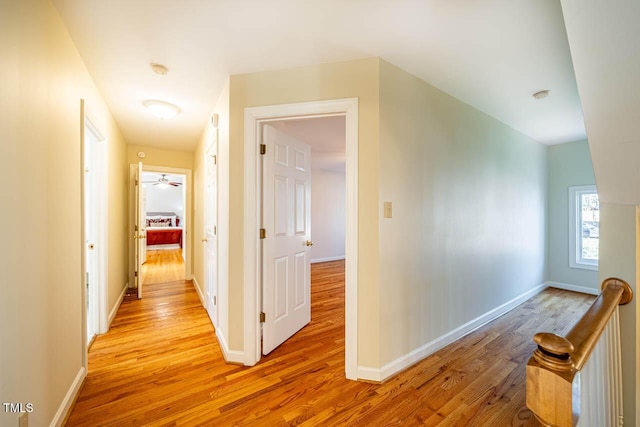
(143, 174, 182, 187)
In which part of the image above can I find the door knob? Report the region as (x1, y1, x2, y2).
(202, 237, 208, 242)
(305, 240, 314, 247)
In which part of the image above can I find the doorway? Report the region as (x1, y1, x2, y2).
(129, 165, 193, 298)
(141, 171, 186, 284)
(243, 98, 359, 379)
(260, 118, 346, 355)
(81, 100, 107, 352)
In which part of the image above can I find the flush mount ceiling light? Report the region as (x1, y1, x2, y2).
(143, 100, 182, 119)
(533, 90, 550, 100)
(151, 63, 169, 75)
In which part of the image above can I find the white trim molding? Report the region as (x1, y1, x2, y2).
(50, 367, 85, 427)
(311, 256, 346, 264)
(216, 329, 245, 364)
(243, 98, 359, 379)
(191, 275, 205, 307)
(140, 165, 194, 279)
(546, 280, 600, 296)
(107, 283, 128, 328)
(357, 283, 548, 382)
(568, 185, 599, 271)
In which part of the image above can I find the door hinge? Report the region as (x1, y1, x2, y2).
(260, 144, 266, 155)
(214, 225, 217, 235)
(134, 271, 138, 277)
(135, 179, 139, 185)
(213, 154, 217, 165)
(214, 296, 217, 305)
(260, 228, 266, 239)
(260, 312, 266, 323)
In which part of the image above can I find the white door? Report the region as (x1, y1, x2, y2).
(204, 137, 218, 327)
(134, 162, 146, 299)
(141, 183, 147, 265)
(261, 125, 312, 355)
(84, 124, 99, 343)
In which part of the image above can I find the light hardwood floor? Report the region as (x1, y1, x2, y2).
(142, 248, 185, 285)
(66, 260, 594, 426)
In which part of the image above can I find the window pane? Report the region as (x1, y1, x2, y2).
(580, 193, 599, 261)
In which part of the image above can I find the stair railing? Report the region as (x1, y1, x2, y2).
(526, 278, 632, 427)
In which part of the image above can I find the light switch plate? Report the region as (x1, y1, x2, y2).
(384, 202, 392, 218)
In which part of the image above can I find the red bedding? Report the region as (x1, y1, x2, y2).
(146, 228, 182, 247)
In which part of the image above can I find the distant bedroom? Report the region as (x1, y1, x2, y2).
(140, 172, 186, 284)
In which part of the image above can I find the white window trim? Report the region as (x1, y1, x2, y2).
(569, 185, 598, 271)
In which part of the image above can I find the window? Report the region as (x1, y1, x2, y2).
(569, 185, 599, 270)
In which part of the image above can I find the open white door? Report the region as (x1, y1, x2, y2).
(83, 122, 99, 343)
(134, 162, 145, 299)
(204, 137, 218, 327)
(141, 183, 147, 265)
(261, 125, 312, 355)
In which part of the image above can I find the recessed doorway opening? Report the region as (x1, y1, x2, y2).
(259, 117, 346, 356)
(129, 165, 193, 298)
(243, 97, 359, 379)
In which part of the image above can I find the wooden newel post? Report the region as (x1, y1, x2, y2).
(526, 278, 633, 427)
(526, 333, 579, 427)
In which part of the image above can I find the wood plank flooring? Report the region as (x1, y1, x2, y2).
(142, 248, 185, 285)
(66, 260, 594, 426)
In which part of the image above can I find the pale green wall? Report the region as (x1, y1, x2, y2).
(378, 60, 548, 366)
(548, 140, 598, 289)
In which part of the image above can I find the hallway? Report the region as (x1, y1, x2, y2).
(66, 260, 593, 426)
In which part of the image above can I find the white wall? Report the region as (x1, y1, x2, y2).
(377, 59, 548, 368)
(560, 2, 640, 422)
(311, 169, 346, 263)
(144, 181, 184, 224)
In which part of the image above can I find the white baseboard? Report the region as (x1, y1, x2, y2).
(107, 283, 128, 329)
(50, 367, 85, 427)
(216, 329, 245, 364)
(357, 282, 548, 382)
(311, 256, 345, 264)
(191, 275, 205, 307)
(190, 276, 244, 364)
(547, 281, 599, 296)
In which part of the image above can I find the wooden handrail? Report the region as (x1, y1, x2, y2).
(526, 278, 633, 427)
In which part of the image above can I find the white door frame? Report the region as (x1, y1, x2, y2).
(133, 165, 193, 281)
(204, 133, 219, 327)
(243, 98, 358, 379)
(80, 99, 108, 368)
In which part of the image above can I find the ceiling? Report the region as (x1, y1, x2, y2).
(52, 0, 585, 151)
(142, 173, 184, 185)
